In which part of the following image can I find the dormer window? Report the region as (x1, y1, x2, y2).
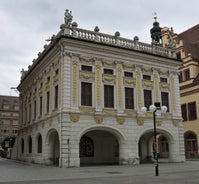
(104, 69, 114, 75)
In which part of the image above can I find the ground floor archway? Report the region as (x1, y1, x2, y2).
(46, 129, 60, 165)
(138, 129, 171, 163)
(79, 130, 119, 166)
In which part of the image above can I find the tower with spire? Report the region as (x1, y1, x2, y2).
(150, 12, 162, 45)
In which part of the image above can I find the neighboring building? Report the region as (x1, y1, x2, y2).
(16, 10, 185, 167)
(162, 25, 199, 159)
(0, 95, 19, 145)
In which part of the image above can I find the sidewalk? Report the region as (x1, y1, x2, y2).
(0, 158, 199, 183)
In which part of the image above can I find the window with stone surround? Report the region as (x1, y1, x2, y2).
(104, 68, 114, 75)
(125, 87, 134, 109)
(39, 96, 43, 116)
(81, 82, 92, 106)
(144, 89, 152, 110)
(104, 85, 114, 108)
(54, 85, 59, 109)
(143, 74, 151, 80)
(46, 91, 50, 113)
(124, 71, 133, 78)
(161, 92, 169, 112)
(81, 65, 92, 72)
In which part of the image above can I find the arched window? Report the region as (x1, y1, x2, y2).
(185, 133, 197, 152)
(37, 134, 42, 153)
(28, 136, 32, 153)
(21, 138, 24, 154)
(80, 136, 94, 157)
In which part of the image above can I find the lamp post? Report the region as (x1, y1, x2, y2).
(141, 102, 167, 176)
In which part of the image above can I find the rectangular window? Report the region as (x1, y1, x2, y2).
(39, 96, 42, 116)
(184, 69, 190, 81)
(81, 82, 92, 106)
(124, 71, 133, 78)
(81, 65, 92, 72)
(144, 90, 152, 110)
(125, 87, 134, 109)
(143, 74, 151, 80)
(104, 69, 114, 75)
(179, 72, 183, 83)
(46, 91, 50, 113)
(188, 102, 197, 121)
(176, 52, 181, 60)
(54, 85, 58, 109)
(161, 92, 169, 112)
(29, 104, 31, 121)
(104, 85, 114, 108)
(55, 69, 59, 75)
(34, 100, 36, 120)
(181, 104, 187, 121)
(160, 77, 168, 83)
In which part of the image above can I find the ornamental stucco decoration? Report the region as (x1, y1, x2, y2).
(123, 78, 136, 85)
(96, 64, 101, 106)
(173, 120, 179, 127)
(117, 117, 125, 125)
(154, 73, 159, 102)
(142, 66, 153, 73)
(137, 119, 144, 126)
(80, 71, 94, 80)
(73, 60, 78, 103)
(170, 75, 176, 111)
(156, 120, 162, 126)
(70, 113, 80, 122)
(95, 116, 103, 124)
(117, 67, 123, 107)
(136, 69, 142, 108)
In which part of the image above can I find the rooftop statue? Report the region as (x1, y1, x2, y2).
(64, 9, 73, 27)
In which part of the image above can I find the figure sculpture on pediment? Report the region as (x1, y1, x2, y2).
(64, 9, 73, 27)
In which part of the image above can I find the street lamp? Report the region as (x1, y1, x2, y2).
(141, 102, 167, 176)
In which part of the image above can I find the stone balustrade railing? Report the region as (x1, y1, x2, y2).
(20, 25, 176, 81)
(65, 27, 175, 58)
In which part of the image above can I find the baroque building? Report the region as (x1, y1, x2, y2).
(0, 95, 19, 145)
(16, 10, 185, 167)
(162, 25, 199, 159)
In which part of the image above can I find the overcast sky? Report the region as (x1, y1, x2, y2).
(0, 0, 199, 96)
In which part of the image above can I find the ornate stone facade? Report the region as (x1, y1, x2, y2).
(16, 10, 185, 167)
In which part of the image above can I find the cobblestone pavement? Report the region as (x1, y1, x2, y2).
(0, 158, 199, 184)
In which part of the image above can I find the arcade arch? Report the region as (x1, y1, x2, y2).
(138, 129, 174, 163)
(78, 126, 125, 166)
(45, 129, 60, 165)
